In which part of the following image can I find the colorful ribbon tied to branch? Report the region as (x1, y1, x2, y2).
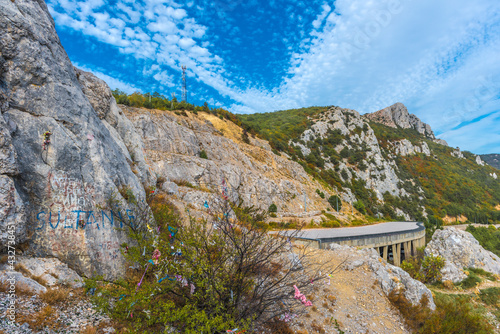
(222, 178, 229, 200)
(168, 225, 178, 238)
(42, 131, 52, 150)
(226, 329, 246, 333)
(204, 200, 209, 209)
(152, 249, 161, 265)
(137, 260, 155, 291)
(293, 285, 312, 306)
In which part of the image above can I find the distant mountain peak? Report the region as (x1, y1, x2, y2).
(364, 103, 445, 143)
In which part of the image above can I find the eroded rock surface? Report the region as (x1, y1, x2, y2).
(330, 243, 436, 310)
(425, 228, 500, 282)
(364, 103, 435, 139)
(0, 0, 145, 279)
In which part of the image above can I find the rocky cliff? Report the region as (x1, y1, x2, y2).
(0, 0, 152, 279)
(364, 102, 444, 144)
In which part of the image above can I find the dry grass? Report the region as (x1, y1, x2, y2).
(442, 280, 454, 289)
(0, 255, 8, 264)
(80, 325, 98, 334)
(14, 263, 30, 276)
(388, 289, 431, 330)
(40, 288, 70, 305)
(19, 305, 59, 330)
(264, 319, 294, 334)
(31, 274, 48, 287)
(311, 321, 326, 333)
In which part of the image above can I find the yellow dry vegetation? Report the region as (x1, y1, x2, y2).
(198, 112, 244, 144)
(442, 215, 468, 224)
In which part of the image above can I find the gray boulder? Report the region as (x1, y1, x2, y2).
(425, 228, 500, 282)
(329, 243, 435, 310)
(0, 271, 47, 294)
(16, 256, 83, 288)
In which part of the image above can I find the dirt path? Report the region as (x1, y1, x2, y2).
(288, 248, 409, 334)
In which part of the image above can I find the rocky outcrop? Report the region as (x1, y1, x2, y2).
(16, 256, 83, 288)
(364, 103, 435, 139)
(125, 107, 331, 214)
(475, 155, 485, 166)
(391, 139, 430, 156)
(294, 107, 409, 201)
(0, 271, 47, 294)
(451, 148, 465, 159)
(434, 138, 449, 146)
(330, 243, 436, 310)
(425, 228, 500, 283)
(0, 0, 147, 279)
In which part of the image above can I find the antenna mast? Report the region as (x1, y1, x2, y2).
(181, 65, 187, 102)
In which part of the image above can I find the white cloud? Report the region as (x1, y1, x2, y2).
(312, 3, 331, 29)
(49, 0, 500, 153)
(73, 62, 141, 93)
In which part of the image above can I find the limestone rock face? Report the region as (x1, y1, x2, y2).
(294, 107, 405, 200)
(17, 256, 83, 288)
(475, 155, 485, 166)
(451, 148, 465, 159)
(425, 228, 500, 283)
(364, 103, 435, 139)
(434, 138, 449, 146)
(124, 107, 329, 213)
(391, 139, 430, 156)
(330, 244, 436, 310)
(0, 0, 146, 279)
(0, 271, 47, 294)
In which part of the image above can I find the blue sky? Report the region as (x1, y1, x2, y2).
(47, 0, 500, 154)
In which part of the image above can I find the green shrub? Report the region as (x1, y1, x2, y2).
(353, 201, 366, 214)
(400, 249, 444, 284)
(418, 293, 493, 334)
(199, 150, 208, 159)
(316, 189, 325, 199)
(87, 193, 327, 332)
(456, 272, 482, 289)
(268, 203, 277, 213)
(479, 287, 500, 305)
(328, 195, 342, 212)
(421, 255, 445, 283)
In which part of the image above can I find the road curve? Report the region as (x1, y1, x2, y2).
(295, 221, 424, 242)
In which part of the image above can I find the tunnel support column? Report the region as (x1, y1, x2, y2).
(393, 243, 401, 266)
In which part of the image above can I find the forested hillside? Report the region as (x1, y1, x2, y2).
(110, 91, 500, 225)
(482, 154, 500, 170)
(238, 106, 500, 225)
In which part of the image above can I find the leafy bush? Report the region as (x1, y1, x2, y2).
(466, 225, 500, 257)
(316, 189, 325, 199)
(199, 150, 208, 159)
(268, 203, 278, 213)
(401, 249, 444, 283)
(328, 195, 342, 212)
(87, 192, 329, 332)
(418, 293, 493, 334)
(353, 201, 366, 214)
(456, 271, 482, 289)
